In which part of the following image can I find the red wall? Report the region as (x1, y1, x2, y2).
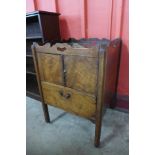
(26, 0, 129, 109)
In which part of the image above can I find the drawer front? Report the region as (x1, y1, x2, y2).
(42, 82, 96, 118)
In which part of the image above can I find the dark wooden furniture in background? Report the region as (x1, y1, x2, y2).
(32, 38, 121, 147)
(26, 11, 61, 100)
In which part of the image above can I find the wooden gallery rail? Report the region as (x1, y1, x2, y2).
(31, 38, 121, 147)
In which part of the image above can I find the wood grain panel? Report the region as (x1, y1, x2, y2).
(37, 53, 63, 85)
(42, 82, 96, 118)
(65, 55, 98, 95)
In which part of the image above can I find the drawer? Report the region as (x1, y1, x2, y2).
(41, 82, 96, 118)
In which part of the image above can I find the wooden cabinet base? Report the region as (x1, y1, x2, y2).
(32, 38, 121, 147)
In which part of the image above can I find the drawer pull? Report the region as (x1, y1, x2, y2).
(64, 93, 71, 99)
(57, 47, 66, 52)
(59, 90, 71, 99)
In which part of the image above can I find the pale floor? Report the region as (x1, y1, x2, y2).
(26, 97, 129, 155)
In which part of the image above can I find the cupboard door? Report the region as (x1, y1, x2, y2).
(37, 53, 64, 85)
(64, 55, 98, 95)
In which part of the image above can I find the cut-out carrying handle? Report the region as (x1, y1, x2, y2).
(57, 47, 67, 52)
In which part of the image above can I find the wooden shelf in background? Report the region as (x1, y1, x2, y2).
(26, 75, 40, 101)
(26, 36, 42, 39)
(26, 91, 41, 101)
(26, 71, 36, 75)
(26, 11, 61, 101)
(26, 55, 33, 58)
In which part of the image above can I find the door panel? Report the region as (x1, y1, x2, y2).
(42, 82, 96, 118)
(64, 55, 98, 95)
(37, 53, 63, 85)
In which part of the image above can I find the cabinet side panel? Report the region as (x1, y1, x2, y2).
(104, 39, 121, 107)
